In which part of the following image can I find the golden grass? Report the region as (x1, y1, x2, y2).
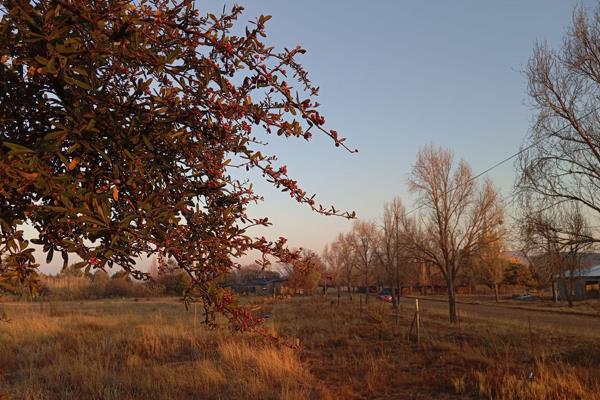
(0, 300, 323, 400)
(0, 296, 599, 399)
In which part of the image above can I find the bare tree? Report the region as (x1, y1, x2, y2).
(350, 221, 379, 304)
(561, 208, 593, 306)
(517, 4, 600, 236)
(520, 203, 593, 307)
(323, 241, 344, 303)
(336, 233, 357, 300)
(375, 197, 417, 307)
(520, 206, 562, 302)
(405, 145, 504, 323)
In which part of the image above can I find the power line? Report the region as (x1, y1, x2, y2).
(405, 105, 600, 217)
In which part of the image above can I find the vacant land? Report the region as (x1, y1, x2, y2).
(411, 294, 600, 315)
(1, 296, 599, 400)
(399, 297, 600, 338)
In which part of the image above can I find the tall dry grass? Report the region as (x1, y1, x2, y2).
(0, 297, 599, 399)
(0, 300, 325, 400)
(267, 296, 600, 399)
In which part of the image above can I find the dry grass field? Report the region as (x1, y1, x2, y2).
(0, 296, 599, 400)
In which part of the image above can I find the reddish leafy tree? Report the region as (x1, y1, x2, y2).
(282, 249, 322, 296)
(0, 0, 354, 328)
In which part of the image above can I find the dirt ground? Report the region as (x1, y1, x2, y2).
(399, 297, 600, 339)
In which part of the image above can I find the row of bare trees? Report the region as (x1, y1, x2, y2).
(322, 145, 507, 322)
(318, 3, 600, 321)
(321, 2, 600, 318)
(322, 218, 415, 307)
(319, 135, 598, 321)
(322, 215, 420, 307)
(318, 133, 598, 321)
(518, 203, 595, 307)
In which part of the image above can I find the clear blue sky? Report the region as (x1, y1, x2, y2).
(211, 0, 597, 263)
(39, 0, 597, 273)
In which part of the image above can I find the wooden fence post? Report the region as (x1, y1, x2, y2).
(193, 302, 197, 333)
(416, 298, 421, 346)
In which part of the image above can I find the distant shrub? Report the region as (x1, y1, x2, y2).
(86, 271, 109, 299)
(155, 272, 191, 296)
(40, 275, 90, 300)
(5, 268, 188, 301)
(34, 271, 153, 300)
(104, 277, 142, 298)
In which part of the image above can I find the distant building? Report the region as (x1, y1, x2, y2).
(226, 278, 287, 296)
(410, 262, 470, 295)
(557, 265, 600, 300)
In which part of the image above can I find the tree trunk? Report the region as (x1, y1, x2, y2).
(566, 278, 574, 308)
(364, 274, 369, 304)
(396, 269, 401, 302)
(447, 278, 458, 323)
(493, 282, 499, 303)
(551, 280, 558, 303)
(337, 285, 341, 306)
(348, 285, 353, 300)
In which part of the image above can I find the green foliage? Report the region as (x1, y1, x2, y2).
(87, 270, 109, 298)
(504, 262, 536, 288)
(303, 267, 321, 296)
(284, 250, 322, 295)
(0, 245, 39, 297)
(155, 271, 191, 296)
(104, 278, 146, 298)
(0, 0, 352, 323)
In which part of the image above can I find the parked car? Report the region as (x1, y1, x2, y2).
(378, 294, 392, 302)
(512, 293, 537, 301)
